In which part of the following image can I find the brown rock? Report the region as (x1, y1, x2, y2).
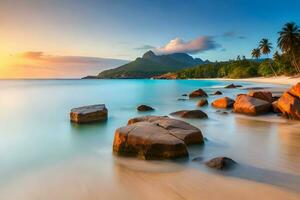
(197, 99, 208, 107)
(205, 157, 236, 170)
(212, 91, 222, 95)
(113, 116, 204, 159)
(211, 97, 235, 109)
(233, 95, 271, 115)
(170, 110, 208, 119)
(272, 100, 281, 113)
(277, 92, 300, 119)
(189, 89, 208, 98)
(70, 104, 108, 124)
(248, 91, 273, 103)
(137, 104, 154, 111)
(225, 84, 242, 88)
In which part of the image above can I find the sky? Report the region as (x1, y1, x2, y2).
(0, 0, 300, 78)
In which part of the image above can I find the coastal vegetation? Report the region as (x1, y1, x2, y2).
(176, 22, 300, 79)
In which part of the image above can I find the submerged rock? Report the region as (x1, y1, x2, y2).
(233, 94, 271, 115)
(182, 94, 188, 96)
(70, 104, 108, 123)
(137, 104, 155, 111)
(211, 97, 235, 109)
(277, 83, 300, 119)
(205, 157, 236, 170)
(189, 89, 208, 98)
(197, 99, 208, 107)
(170, 110, 208, 119)
(113, 116, 204, 159)
(224, 84, 242, 89)
(248, 91, 273, 103)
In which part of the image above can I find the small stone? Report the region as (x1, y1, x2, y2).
(170, 110, 208, 119)
(205, 157, 236, 170)
(197, 99, 208, 107)
(137, 105, 155, 111)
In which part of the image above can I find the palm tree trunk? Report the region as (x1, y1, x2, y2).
(267, 54, 277, 77)
(292, 51, 300, 73)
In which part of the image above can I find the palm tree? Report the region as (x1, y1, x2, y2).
(273, 51, 281, 63)
(278, 22, 300, 73)
(251, 48, 261, 60)
(259, 38, 277, 76)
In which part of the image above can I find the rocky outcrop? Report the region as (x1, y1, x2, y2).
(113, 116, 204, 159)
(205, 157, 236, 170)
(233, 95, 271, 115)
(70, 104, 108, 123)
(277, 83, 300, 119)
(197, 99, 208, 107)
(248, 91, 273, 103)
(211, 97, 235, 109)
(224, 84, 242, 89)
(189, 89, 208, 98)
(170, 110, 208, 119)
(137, 105, 155, 111)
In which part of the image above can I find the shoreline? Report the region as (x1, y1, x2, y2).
(192, 76, 300, 85)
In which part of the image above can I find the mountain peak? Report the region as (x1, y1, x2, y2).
(142, 50, 156, 59)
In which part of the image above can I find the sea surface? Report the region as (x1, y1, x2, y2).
(0, 79, 299, 200)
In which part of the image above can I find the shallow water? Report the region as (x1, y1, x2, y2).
(0, 79, 299, 199)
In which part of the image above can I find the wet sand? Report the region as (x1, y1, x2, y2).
(0, 153, 299, 200)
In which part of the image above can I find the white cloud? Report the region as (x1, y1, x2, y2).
(153, 36, 219, 55)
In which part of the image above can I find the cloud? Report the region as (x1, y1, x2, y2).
(154, 36, 219, 55)
(134, 45, 156, 50)
(4, 51, 130, 78)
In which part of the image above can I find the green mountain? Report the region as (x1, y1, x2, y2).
(87, 51, 208, 79)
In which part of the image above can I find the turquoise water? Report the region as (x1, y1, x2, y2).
(0, 79, 300, 196)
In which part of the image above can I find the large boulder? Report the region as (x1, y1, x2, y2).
(170, 110, 208, 119)
(113, 116, 204, 159)
(233, 95, 271, 115)
(137, 105, 154, 111)
(189, 89, 208, 98)
(248, 91, 273, 103)
(70, 104, 108, 123)
(197, 99, 208, 107)
(211, 97, 235, 109)
(277, 83, 300, 119)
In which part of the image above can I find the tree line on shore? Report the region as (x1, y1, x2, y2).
(177, 22, 300, 79)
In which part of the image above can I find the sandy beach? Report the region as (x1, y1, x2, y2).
(196, 76, 300, 86)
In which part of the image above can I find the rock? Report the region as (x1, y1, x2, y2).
(212, 91, 222, 95)
(113, 116, 204, 159)
(211, 97, 235, 109)
(197, 99, 208, 107)
(189, 89, 208, 98)
(170, 110, 208, 119)
(137, 105, 155, 111)
(152, 72, 177, 79)
(248, 91, 273, 103)
(233, 94, 271, 115)
(182, 94, 188, 96)
(272, 101, 281, 113)
(177, 98, 187, 101)
(70, 104, 108, 123)
(205, 157, 236, 170)
(224, 83, 242, 88)
(278, 91, 300, 120)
